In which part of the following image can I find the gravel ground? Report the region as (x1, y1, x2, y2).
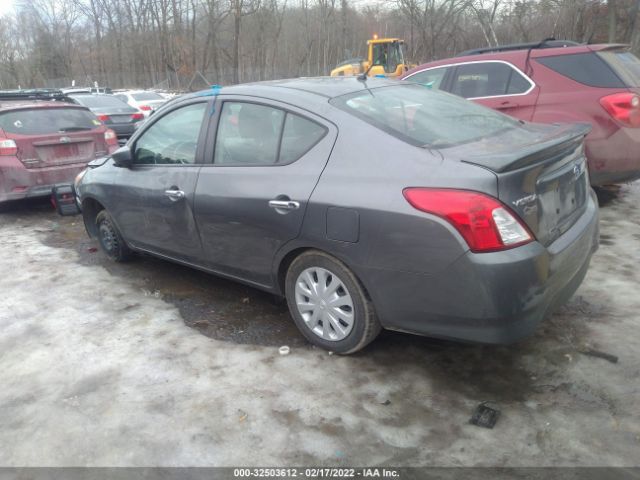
(0, 182, 638, 467)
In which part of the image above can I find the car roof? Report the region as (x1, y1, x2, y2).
(405, 43, 629, 74)
(181, 77, 399, 108)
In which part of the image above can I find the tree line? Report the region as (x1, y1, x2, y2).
(0, 0, 638, 90)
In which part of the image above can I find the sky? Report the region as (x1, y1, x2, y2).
(0, 0, 14, 17)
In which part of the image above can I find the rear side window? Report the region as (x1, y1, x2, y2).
(598, 50, 640, 87)
(0, 108, 99, 134)
(406, 67, 448, 90)
(450, 62, 531, 98)
(214, 102, 326, 165)
(279, 114, 326, 164)
(535, 53, 626, 88)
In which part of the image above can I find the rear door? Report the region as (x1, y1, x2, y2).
(447, 61, 539, 121)
(194, 97, 337, 287)
(108, 99, 210, 262)
(0, 106, 108, 169)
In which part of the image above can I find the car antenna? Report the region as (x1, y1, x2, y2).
(525, 37, 555, 77)
(357, 63, 374, 82)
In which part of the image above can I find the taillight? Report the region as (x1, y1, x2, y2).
(97, 114, 110, 122)
(599, 93, 640, 127)
(104, 129, 118, 146)
(0, 139, 18, 156)
(402, 188, 533, 253)
(139, 105, 152, 111)
(131, 113, 144, 121)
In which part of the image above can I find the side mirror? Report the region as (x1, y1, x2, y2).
(112, 145, 133, 168)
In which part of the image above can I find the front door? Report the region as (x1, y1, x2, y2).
(194, 98, 337, 287)
(109, 100, 209, 262)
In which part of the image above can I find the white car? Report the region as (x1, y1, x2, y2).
(113, 90, 167, 117)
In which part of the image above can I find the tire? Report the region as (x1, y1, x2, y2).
(95, 210, 133, 262)
(285, 250, 381, 354)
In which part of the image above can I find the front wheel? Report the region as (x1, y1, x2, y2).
(285, 251, 381, 354)
(95, 210, 132, 262)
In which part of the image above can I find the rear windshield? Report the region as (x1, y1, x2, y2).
(0, 108, 99, 135)
(72, 95, 129, 108)
(132, 92, 164, 101)
(330, 84, 520, 148)
(598, 50, 640, 87)
(535, 52, 626, 88)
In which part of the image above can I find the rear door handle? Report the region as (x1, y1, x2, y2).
(165, 188, 185, 201)
(268, 199, 300, 210)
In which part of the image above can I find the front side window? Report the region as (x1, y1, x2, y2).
(214, 102, 326, 165)
(331, 84, 520, 148)
(406, 67, 448, 90)
(451, 62, 531, 98)
(134, 102, 206, 165)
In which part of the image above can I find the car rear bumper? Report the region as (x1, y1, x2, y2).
(587, 126, 640, 185)
(362, 190, 600, 344)
(0, 157, 87, 204)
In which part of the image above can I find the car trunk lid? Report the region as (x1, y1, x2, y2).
(444, 123, 591, 246)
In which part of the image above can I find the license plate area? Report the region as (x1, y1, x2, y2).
(110, 115, 132, 123)
(537, 157, 588, 240)
(54, 144, 79, 157)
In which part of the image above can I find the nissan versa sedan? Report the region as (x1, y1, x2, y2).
(57, 77, 600, 353)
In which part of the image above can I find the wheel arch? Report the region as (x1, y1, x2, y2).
(81, 196, 106, 238)
(274, 243, 374, 303)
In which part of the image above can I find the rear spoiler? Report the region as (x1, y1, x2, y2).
(461, 123, 591, 173)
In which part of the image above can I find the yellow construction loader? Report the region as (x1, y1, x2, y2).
(330, 36, 414, 78)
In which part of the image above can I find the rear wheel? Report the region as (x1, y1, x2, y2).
(95, 210, 132, 262)
(285, 251, 381, 354)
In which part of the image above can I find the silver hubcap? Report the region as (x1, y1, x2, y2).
(294, 267, 354, 341)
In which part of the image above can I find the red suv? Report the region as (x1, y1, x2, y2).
(401, 41, 640, 185)
(0, 90, 119, 204)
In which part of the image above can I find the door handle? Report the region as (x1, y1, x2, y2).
(269, 199, 300, 210)
(164, 188, 185, 201)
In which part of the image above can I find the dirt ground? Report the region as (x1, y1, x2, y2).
(0, 182, 639, 467)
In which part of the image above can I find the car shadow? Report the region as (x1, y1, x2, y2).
(3, 198, 595, 406)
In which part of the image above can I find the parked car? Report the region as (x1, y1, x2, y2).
(68, 93, 144, 140)
(114, 90, 167, 117)
(401, 41, 640, 185)
(57, 78, 599, 353)
(0, 89, 119, 204)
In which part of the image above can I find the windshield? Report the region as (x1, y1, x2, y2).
(0, 107, 99, 134)
(330, 84, 520, 148)
(132, 92, 164, 101)
(72, 95, 130, 108)
(599, 50, 640, 87)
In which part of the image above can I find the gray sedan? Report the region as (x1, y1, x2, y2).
(60, 77, 599, 353)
